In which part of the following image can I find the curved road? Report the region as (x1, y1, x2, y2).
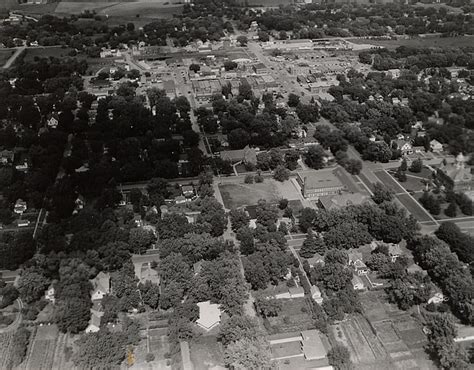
(0, 298, 23, 334)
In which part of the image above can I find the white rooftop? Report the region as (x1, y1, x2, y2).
(196, 301, 221, 331)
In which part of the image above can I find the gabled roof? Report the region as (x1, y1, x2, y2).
(91, 272, 110, 294)
(196, 301, 221, 330)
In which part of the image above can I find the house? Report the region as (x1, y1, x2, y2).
(428, 292, 447, 305)
(388, 243, 403, 262)
(437, 153, 473, 192)
(306, 253, 325, 268)
(353, 260, 369, 275)
(0, 150, 14, 164)
(394, 140, 413, 155)
(90, 272, 110, 301)
(17, 219, 30, 227)
(310, 285, 323, 304)
(429, 139, 443, 153)
(14, 199, 27, 214)
(47, 113, 59, 129)
(252, 63, 267, 74)
(181, 185, 194, 198)
(15, 161, 29, 172)
(352, 275, 365, 291)
(74, 195, 85, 214)
(296, 169, 346, 199)
(288, 286, 305, 298)
(86, 309, 104, 333)
(44, 284, 55, 304)
(220, 145, 257, 166)
(318, 193, 370, 211)
(196, 301, 222, 331)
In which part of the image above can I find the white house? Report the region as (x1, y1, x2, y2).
(47, 113, 59, 129)
(14, 199, 27, 214)
(430, 139, 443, 153)
(196, 301, 222, 331)
(90, 272, 110, 301)
(428, 292, 448, 305)
(395, 140, 413, 155)
(44, 284, 55, 304)
(310, 285, 323, 304)
(352, 275, 365, 291)
(85, 309, 104, 333)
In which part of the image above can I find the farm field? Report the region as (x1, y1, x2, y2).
(23, 325, 71, 370)
(350, 35, 474, 50)
(0, 332, 14, 369)
(54, 0, 182, 18)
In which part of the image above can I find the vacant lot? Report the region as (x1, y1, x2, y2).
(351, 36, 474, 50)
(219, 181, 280, 209)
(24, 325, 59, 370)
(0, 332, 14, 369)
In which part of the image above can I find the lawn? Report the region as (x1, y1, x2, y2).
(386, 170, 429, 193)
(190, 335, 224, 370)
(219, 181, 281, 209)
(266, 298, 313, 334)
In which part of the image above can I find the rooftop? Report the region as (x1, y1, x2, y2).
(297, 169, 344, 190)
(318, 192, 370, 210)
(196, 301, 221, 331)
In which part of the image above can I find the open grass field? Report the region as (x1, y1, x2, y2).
(23, 325, 60, 370)
(190, 335, 224, 370)
(0, 50, 14, 67)
(351, 36, 474, 50)
(10, 3, 59, 15)
(219, 178, 301, 209)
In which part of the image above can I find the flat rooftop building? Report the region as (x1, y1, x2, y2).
(296, 169, 346, 198)
(196, 301, 221, 331)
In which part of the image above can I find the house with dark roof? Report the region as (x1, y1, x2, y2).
(90, 272, 110, 301)
(220, 145, 257, 166)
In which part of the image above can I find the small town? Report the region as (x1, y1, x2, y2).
(0, 0, 473, 369)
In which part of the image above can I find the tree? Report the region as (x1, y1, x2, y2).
(409, 158, 423, 173)
(328, 344, 352, 370)
(257, 31, 269, 42)
(300, 234, 326, 258)
(189, 63, 200, 73)
(255, 296, 282, 317)
(7, 328, 30, 369)
(139, 281, 160, 309)
(296, 103, 319, 123)
(273, 165, 290, 182)
(230, 209, 250, 232)
(304, 145, 326, 169)
(435, 222, 474, 264)
(17, 269, 50, 304)
(343, 159, 362, 175)
(244, 174, 254, 184)
(400, 158, 408, 172)
(128, 228, 155, 254)
(236, 36, 248, 46)
(372, 182, 394, 204)
(363, 141, 392, 162)
(54, 298, 91, 333)
(218, 315, 262, 345)
(223, 61, 237, 71)
(287, 93, 300, 108)
(444, 202, 457, 218)
(224, 337, 272, 369)
(255, 199, 278, 229)
(279, 199, 288, 210)
(324, 222, 372, 250)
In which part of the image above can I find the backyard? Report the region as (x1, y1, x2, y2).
(265, 298, 314, 334)
(190, 335, 224, 370)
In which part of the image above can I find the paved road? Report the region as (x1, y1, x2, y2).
(2, 46, 25, 69)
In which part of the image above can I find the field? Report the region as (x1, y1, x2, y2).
(0, 332, 14, 369)
(266, 298, 314, 333)
(218, 178, 301, 209)
(23, 325, 72, 370)
(23, 47, 76, 62)
(190, 335, 224, 370)
(0, 50, 14, 67)
(54, 0, 182, 18)
(350, 35, 474, 50)
(373, 170, 434, 223)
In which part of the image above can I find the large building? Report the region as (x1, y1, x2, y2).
(296, 169, 347, 198)
(437, 153, 473, 192)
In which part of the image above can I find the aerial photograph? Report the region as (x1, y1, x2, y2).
(0, 0, 472, 368)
